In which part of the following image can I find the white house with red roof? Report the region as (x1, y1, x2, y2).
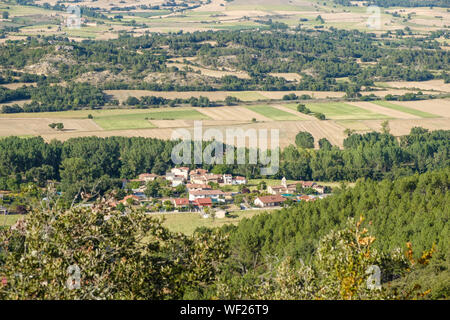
(188, 189, 225, 201)
(254, 195, 286, 208)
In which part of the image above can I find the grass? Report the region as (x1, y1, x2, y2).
(226, 92, 267, 101)
(286, 102, 390, 120)
(246, 105, 302, 121)
(93, 109, 210, 130)
(94, 114, 157, 130)
(0, 214, 25, 227)
(154, 210, 269, 235)
(372, 101, 439, 118)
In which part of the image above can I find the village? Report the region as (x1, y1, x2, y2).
(113, 167, 332, 219)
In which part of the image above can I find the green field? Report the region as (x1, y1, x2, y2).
(94, 109, 210, 130)
(154, 210, 268, 235)
(287, 102, 390, 120)
(246, 105, 303, 121)
(0, 214, 25, 227)
(372, 101, 439, 118)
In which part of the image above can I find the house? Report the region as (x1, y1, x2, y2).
(138, 173, 158, 182)
(171, 176, 185, 187)
(189, 168, 208, 176)
(254, 195, 286, 208)
(204, 173, 222, 184)
(189, 189, 225, 201)
(171, 167, 190, 179)
(165, 172, 176, 181)
(268, 178, 304, 195)
(268, 183, 300, 195)
(302, 181, 317, 189)
(172, 198, 190, 208)
(194, 198, 212, 207)
(297, 195, 316, 202)
(312, 185, 326, 194)
(222, 174, 233, 185)
(233, 176, 247, 185)
(190, 174, 207, 185)
(186, 183, 211, 191)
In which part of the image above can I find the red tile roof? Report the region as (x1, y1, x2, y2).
(173, 198, 189, 206)
(195, 198, 212, 206)
(257, 195, 286, 204)
(189, 189, 225, 196)
(186, 183, 211, 190)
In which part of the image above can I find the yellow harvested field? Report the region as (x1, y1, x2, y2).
(150, 119, 250, 128)
(104, 90, 347, 102)
(195, 106, 272, 121)
(1, 83, 37, 90)
(361, 118, 450, 136)
(361, 89, 437, 97)
(379, 80, 450, 93)
(347, 101, 421, 120)
(0, 118, 102, 136)
(392, 99, 450, 118)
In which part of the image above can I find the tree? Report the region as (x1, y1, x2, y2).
(314, 113, 326, 120)
(144, 180, 161, 198)
(318, 138, 332, 150)
(0, 200, 229, 299)
(295, 131, 314, 149)
(2, 12, 8, 19)
(381, 120, 390, 134)
(125, 96, 140, 106)
(257, 180, 267, 191)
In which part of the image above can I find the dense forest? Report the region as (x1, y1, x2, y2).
(219, 167, 449, 299)
(0, 167, 448, 299)
(0, 127, 448, 200)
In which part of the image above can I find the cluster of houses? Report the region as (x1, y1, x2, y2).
(121, 167, 248, 210)
(267, 177, 327, 195)
(135, 167, 247, 188)
(117, 166, 332, 213)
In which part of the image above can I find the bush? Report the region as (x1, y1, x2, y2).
(295, 131, 315, 149)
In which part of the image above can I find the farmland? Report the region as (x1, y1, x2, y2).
(246, 105, 304, 121)
(285, 102, 391, 120)
(1, 97, 449, 148)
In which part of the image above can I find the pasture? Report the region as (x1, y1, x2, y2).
(285, 102, 390, 120)
(371, 101, 439, 119)
(154, 209, 268, 235)
(246, 105, 303, 121)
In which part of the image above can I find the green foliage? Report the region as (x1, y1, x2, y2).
(0, 200, 229, 299)
(295, 131, 315, 149)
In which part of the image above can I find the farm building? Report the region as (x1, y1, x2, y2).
(254, 195, 287, 208)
